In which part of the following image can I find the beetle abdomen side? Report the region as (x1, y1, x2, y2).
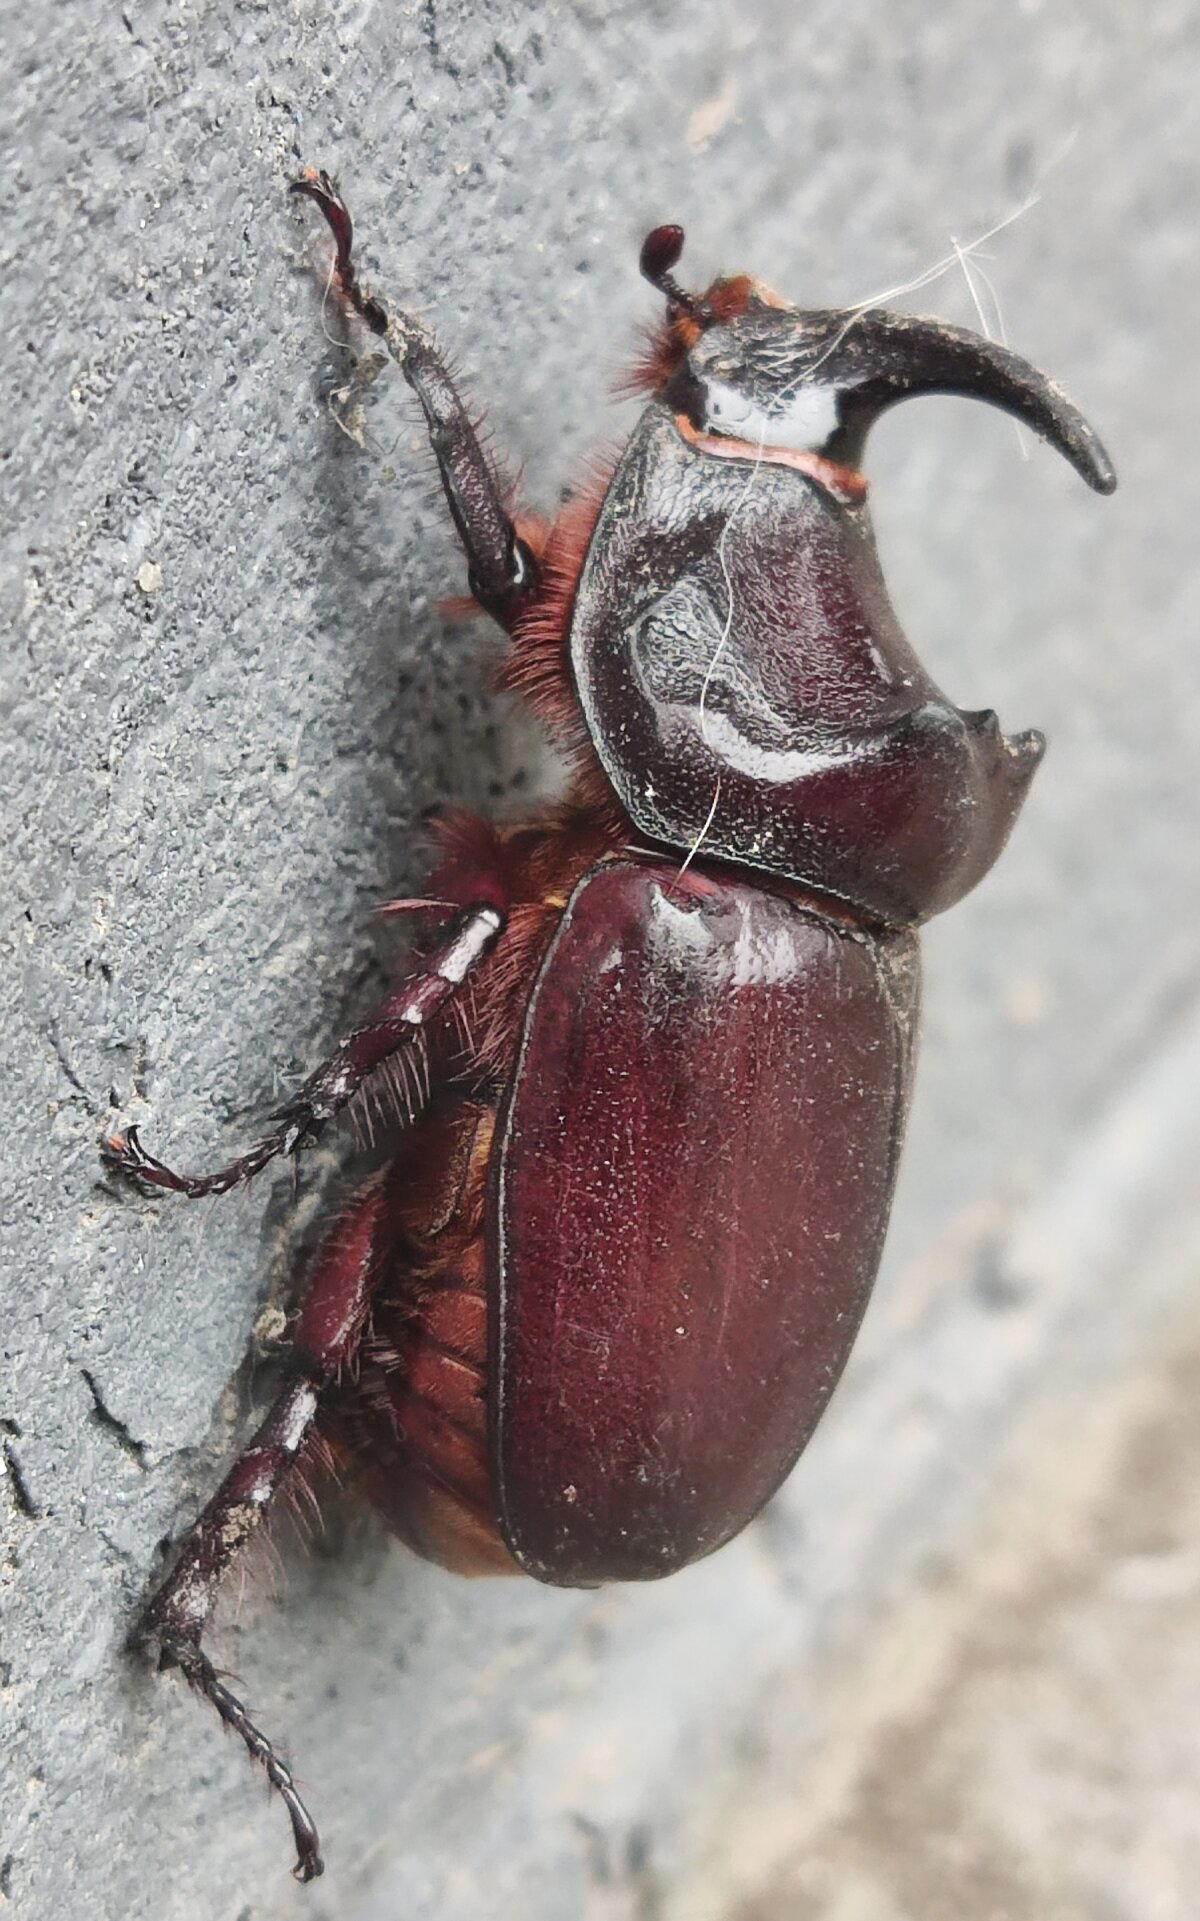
(335, 1101, 518, 1577)
(490, 860, 920, 1587)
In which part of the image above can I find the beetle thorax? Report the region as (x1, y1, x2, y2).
(569, 399, 1042, 926)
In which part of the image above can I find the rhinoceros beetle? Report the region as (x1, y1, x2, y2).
(103, 171, 1116, 1880)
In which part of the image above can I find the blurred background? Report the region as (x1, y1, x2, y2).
(2, 2, 1197, 1916)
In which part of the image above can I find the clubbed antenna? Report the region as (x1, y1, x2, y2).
(639, 224, 713, 328)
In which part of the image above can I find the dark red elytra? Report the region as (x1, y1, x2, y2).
(103, 170, 1116, 1880)
(494, 862, 918, 1586)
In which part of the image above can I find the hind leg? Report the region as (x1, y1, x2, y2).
(140, 1172, 400, 1881)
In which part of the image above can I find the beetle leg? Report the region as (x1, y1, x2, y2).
(292, 168, 539, 629)
(143, 1372, 328, 1882)
(139, 1173, 393, 1881)
(141, 1369, 330, 1880)
(161, 1643, 323, 1882)
(102, 902, 504, 1199)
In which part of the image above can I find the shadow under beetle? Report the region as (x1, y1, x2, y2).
(104, 170, 1116, 1880)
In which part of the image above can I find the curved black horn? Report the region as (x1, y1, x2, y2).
(822, 311, 1116, 494)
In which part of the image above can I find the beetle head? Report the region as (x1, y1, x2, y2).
(639, 224, 1116, 495)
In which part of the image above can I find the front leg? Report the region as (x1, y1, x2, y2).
(292, 168, 539, 627)
(103, 903, 503, 1198)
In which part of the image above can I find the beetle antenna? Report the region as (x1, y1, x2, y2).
(639, 225, 714, 328)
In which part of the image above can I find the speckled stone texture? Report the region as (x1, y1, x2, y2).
(2, 3, 1197, 1917)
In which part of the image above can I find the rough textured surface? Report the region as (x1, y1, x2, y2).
(2, 2, 1197, 1917)
(694, 1280, 1200, 1921)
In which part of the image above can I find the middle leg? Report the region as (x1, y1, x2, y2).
(103, 902, 504, 1197)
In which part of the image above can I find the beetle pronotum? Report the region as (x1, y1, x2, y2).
(104, 171, 1116, 1879)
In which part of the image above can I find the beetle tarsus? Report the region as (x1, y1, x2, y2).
(290, 166, 388, 335)
(161, 1635, 324, 1882)
(101, 1120, 301, 1199)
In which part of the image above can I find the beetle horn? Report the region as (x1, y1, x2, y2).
(823, 310, 1116, 493)
(640, 224, 715, 330)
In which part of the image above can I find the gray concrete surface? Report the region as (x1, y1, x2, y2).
(697, 1267, 1200, 1921)
(2, 2, 1197, 1918)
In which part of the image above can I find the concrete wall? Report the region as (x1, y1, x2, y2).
(3, 3, 1197, 1917)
